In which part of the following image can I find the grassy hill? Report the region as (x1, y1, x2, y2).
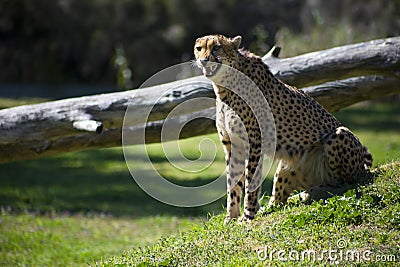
(96, 162, 399, 266)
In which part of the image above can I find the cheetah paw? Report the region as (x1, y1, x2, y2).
(299, 191, 312, 204)
(239, 214, 254, 223)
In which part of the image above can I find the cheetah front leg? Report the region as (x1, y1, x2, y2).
(222, 137, 246, 224)
(240, 146, 263, 222)
(219, 130, 245, 224)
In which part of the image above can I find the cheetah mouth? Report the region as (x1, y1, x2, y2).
(203, 63, 221, 77)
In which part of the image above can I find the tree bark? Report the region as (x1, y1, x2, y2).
(1, 37, 399, 163)
(264, 37, 400, 87)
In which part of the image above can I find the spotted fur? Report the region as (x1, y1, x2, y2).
(194, 34, 372, 223)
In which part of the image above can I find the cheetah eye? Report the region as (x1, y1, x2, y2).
(196, 46, 202, 52)
(213, 45, 221, 51)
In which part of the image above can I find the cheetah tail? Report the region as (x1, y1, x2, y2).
(363, 146, 373, 169)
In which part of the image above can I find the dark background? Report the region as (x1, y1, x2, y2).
(1, 0, 399, 97)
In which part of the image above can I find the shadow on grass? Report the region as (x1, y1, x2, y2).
(0, 148, 225, 217)
(334, 102, 400, 132)
(0, 147, 274, 218)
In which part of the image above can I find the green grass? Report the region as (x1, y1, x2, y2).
(0, 214, 194, 266)
(96, 162, 400, 266)
(0, 140, 225, 266)
(0, 101, 399, 266)
(0, 144, 223, 217)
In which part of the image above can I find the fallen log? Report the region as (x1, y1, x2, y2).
(0, 37, 399, 163)
(264, 37, 400, 87)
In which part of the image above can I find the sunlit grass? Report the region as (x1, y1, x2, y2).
(0, 100, 399, 266)
(0, 213, 196, 266)
(98, 162, 400, 266)
(142, 135, 226, 183)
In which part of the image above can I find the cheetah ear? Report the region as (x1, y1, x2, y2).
(231, 35, 242, 50)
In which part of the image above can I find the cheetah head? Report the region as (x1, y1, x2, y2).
(194, 34, 241, 78)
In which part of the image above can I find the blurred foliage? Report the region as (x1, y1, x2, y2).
(0, 0, 399, 88)
(113, 45, 133, 90)
(276, 0, 400, 57)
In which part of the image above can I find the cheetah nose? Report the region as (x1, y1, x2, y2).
(200, 59, 209, 67)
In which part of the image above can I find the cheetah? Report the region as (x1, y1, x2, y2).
(194, 34, 372, 223)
